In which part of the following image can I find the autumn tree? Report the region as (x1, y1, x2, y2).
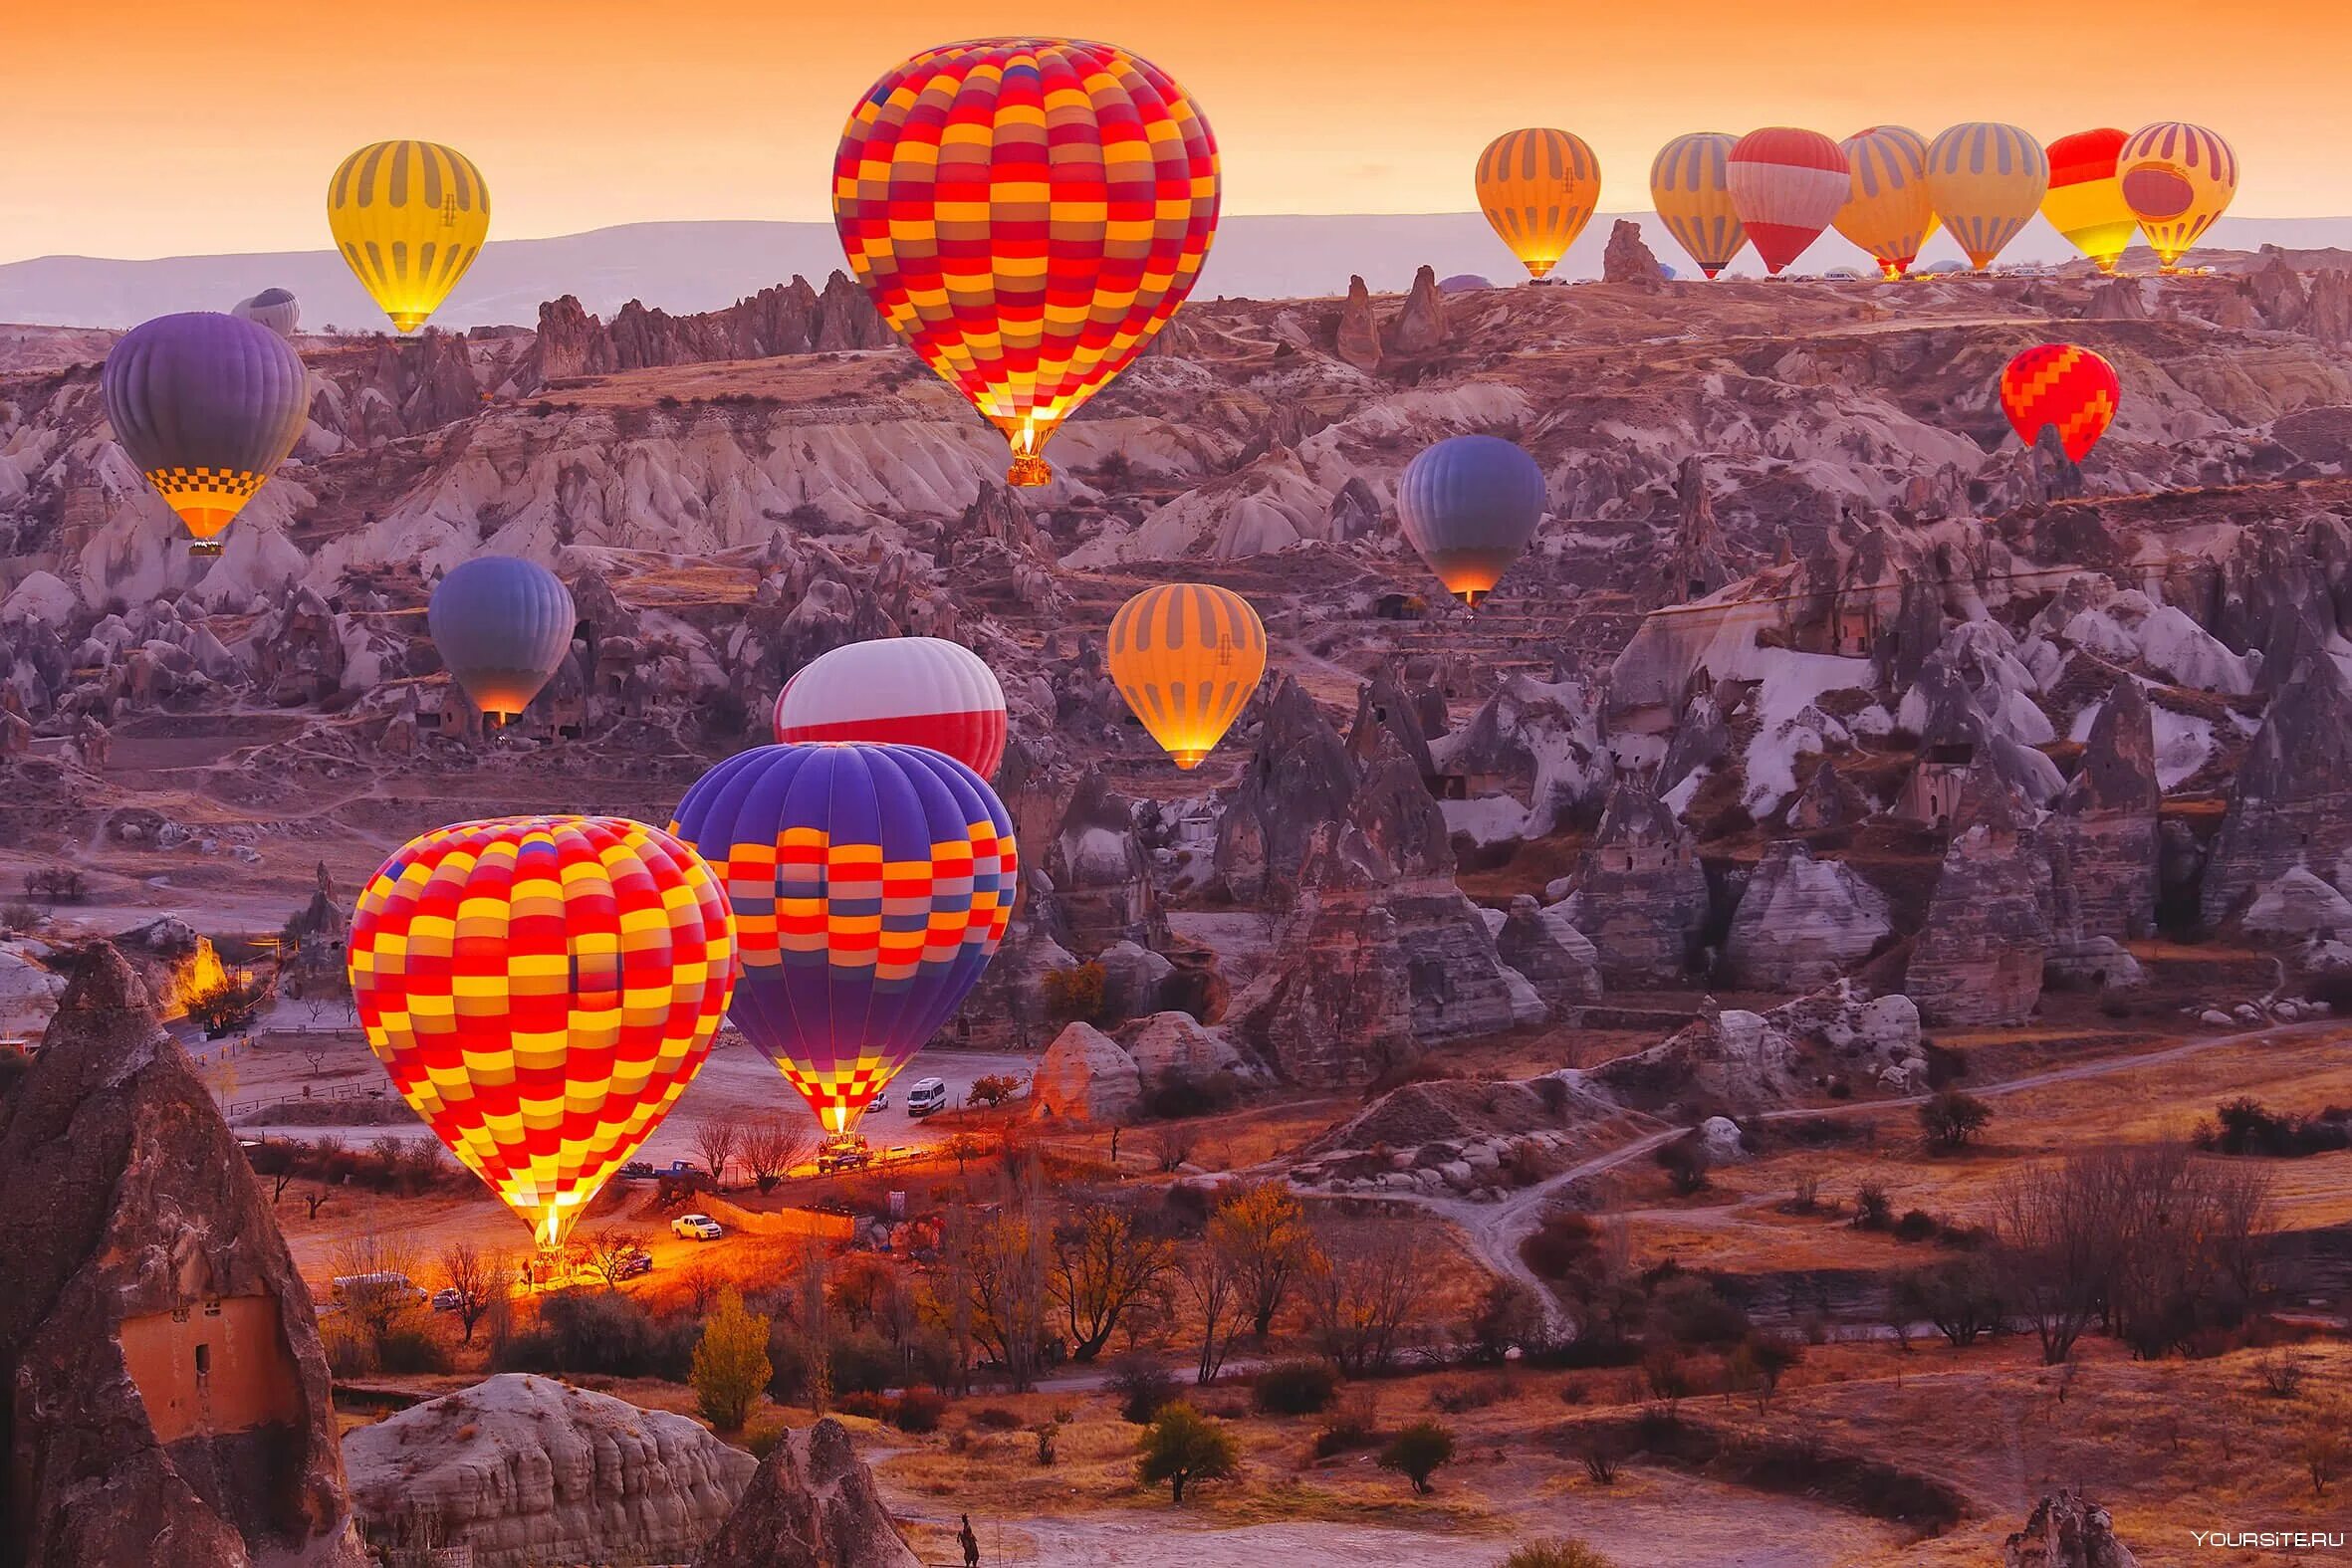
(692, 1117, 743, 1190)
(740, 1114, 817, 1193)
(959, 1178, 1050, 1391)
(1051, 1203, 1176, 1363)
(1135, 1403, 1239, 1503)
(1208, 1182, 1317, 1339)
(1919, 1089, 1994, 1151)
(690, 1288, 772, 1432)
(1301, 1224, 1431, 1377)
(435, 1240, 504, 1344)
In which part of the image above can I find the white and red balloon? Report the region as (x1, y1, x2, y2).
(773, 636, 1009, 779)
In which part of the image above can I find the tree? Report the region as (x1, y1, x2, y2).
(579, 1228, 644, 1292)
(740, 1113, 817, 1193)
(1991, 1159, 2106, 1366)
(2302, 1413, 2348, 1497)
(1208, 1182, 1317, 1339)
(1043, 962, 1107, 1024)
(435, 1240, 503, 1344)
(692, 1117, 743, 1191)
(1378, 1419, 1456, 1494)
(680, 1260, 726, 1318)
(1148, 1122, 1197, 1173)
(1919, 1089, 1994, 1151)
(1894, 1261, 2002, 1347)
(690, 1288, 773, 1432)
(968, 1073, 1025, 1109)
(1051, 1204, 1175, 1363)
(332, 1235, 419, 1358)
(943, 1132, 987, 1176)
(1465, 1278, 1547, 1363)
(961, 1182, 1050, 1391)
(1301, 1224, 1431, 1377)
(1180, 1240, 1244, 1386)
(1134, 1403, 1239, 1503)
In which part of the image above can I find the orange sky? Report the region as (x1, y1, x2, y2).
(8, 0, 2346, 261)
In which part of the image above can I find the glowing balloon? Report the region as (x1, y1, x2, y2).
(232, 288, 301, 338)
(428, 557, 577, 724)
(1397, 434, 1547, 607)
(1728, 128, 1848, 276)
(774, 636, 1009, 779)
(101, 313, 308, 554)
(2000, 343, 2120, 461)
(1476, 128, 1602, 281)
(833, 38, 1219, 488)
(328, 140, 491, 333)
(1834, 126, 1939, 280)
(1650, 132, 1748, 279)
(1106, 583, 1268, 769)
(668, 744, 1018, 1136)
(2119, 121, 2238, 271)
(1924, 123, 2048, 272)
(2042, 129, 2139, 274)
(348, 815, 735, 1249)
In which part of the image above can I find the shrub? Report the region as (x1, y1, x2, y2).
(1310, 1390, 1382, 1457)
(376, 1326, 452, 1375)
(1893, 1209, 1939, 1243)
(1464, 1278, 1547, 1363)
(1519, 1213, 1599, 1280)
(1504, 1542, 1620, 1568)
(1135, 1404, 1240, 1503)
(1919, 1089, 1993, 1151)
(1851, 1179, 1895, 1230)
(1429, 1378, 1501, 1415)
(498, 1289, 696, 1380)
(834, 1391, 895, 1421)
(971, 1406, 1024, 1431)
(690, 1289, 774, 1433)
(1252, 1359, 1338, 1416)
(894, 1387, 948, 1434)
(967, 1073, 1025, 1109)
(1650, 1275, 1751, 1348)
(1577, 1434, 1622, 1485)
(1376, 1419, 1455, 1494)
(1657, 1137, 1711, 1196)
(1109, 1351, 1181, 1425)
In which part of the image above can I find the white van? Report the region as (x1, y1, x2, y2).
(332, 1270, 425, 1304)
(905, 1077, 948, 1117)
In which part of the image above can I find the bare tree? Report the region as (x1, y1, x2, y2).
(332, 1234, 420, 1355)
(1990, 1159, 2109, 1366)
(960, 1173, 1050, 1391)
(1149, 1122, 1197, 1174)
(1181, 1238, 1244, 1386)
(435, 1240, 504, 1344)
(692, 1117, 743, 1191)
(741, 1114, 818, 1194)
(579, 1228, 644, 1292)
(1301, 1223, 1434, 1377)
(679, 1260, 726, 1318)
(1049, 1202, 1175, 1363)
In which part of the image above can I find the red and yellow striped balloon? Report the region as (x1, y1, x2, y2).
(2043, 129, 2139, 275)
(1999, 343, 2121, 462)
(348, 816, 736, 1250)
(832, 38, 1220, 488)
(2119, 121, 2238, 271)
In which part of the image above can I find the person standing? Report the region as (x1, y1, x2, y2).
(958, 1512, 980, 1568)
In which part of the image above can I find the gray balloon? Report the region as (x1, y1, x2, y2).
(428, 556, 577, 722)
(232, 288, 301, 339)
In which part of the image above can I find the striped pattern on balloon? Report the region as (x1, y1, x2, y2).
(774, 637, 1010, 779)
(328, 140, 490, 333)
(832, 38, 1220, 487)
(1999, 343, 2120, 462)
(1833, 126, 1938, 280)
(1727, 128, 1849, 276)
(1924, 122, 2048, 272)
(2119, 122, 2238, 270)
(1476, 128, 1603, 281)
(2042, 129, 2140, 275)
(1649, 133, 1748, 279)
(1106, 583, 1267, 769)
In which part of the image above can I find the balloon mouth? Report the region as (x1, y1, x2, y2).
(389, 312, 428, 334)
(1454, 587, 1490, 609)
(1170, 749, 1208, 770)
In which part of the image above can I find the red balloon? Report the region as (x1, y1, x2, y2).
(1728, 128, 1850, 275)
(2000, 343, 2121, 461)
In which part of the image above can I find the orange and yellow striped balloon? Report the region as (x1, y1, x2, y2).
(327, 140, 490, 334)
(1924, 122, 2048, 272)
(1476, 128, 1602, 281)
(2042, 129, 2140, 275)
(1834, 126, 1939, 280)
(1107, 583, 1267, 769)
(348, 816, 735, 1250)
(2119, 121, 2238, 271)
(1649, 132, 1748, 279)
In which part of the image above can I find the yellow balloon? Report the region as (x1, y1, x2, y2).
(2042, 129, 2140, 275)
(328, 140, 491, 333)
(2119, 121, 2238, 271)
(1834, 126, 1940, 280)
(1924, 122, 2048, 272)
(1648, 132, 1748, 279)
(1107, 584, 1267, 770)
(1476, 128, 1602, 281)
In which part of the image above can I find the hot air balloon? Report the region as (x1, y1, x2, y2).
(1727, 128, 1849, 276)
(328, 140, 490, 333)
(774, 637, 1009, 779)
(348, 815, 736, 1250)
(833, 38, 1219, 488)
(428, 557, 577, 725)
(668, 744, 1017, 1137)
(1476, 128, 1602, 282)
(232, 288, 301, 338)
(101, 313, 308, 556)
(1834, 126, 1939, 280)
(1924, 123, 2048, 272)
(1999, 343, 2120, 461)
(1396, 434, 1547, 607)
(1649, 132, 1748, 278)
(2042, 129, 2139, 274)
(2119, 121, 2238, 272)
(1106, 583, 1267, 769)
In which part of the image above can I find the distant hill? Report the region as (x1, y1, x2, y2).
(5, 212, 2350, 330)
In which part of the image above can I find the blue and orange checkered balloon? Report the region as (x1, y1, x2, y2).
(347, 816, 736, 1249)
(669, 744, 1019, 1136)
(2000, 343, 2121, 463)
(831, 37, 1220, 487)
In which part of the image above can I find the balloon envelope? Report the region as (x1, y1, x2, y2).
(1834, 126, 1938, 279)
(232, 288, 301, 338)
(1476, 128, 1602, 281)
(833, 38, 1219, 487)
(1396, 434, 1547, 606)
(668, 744, 1018, 1135)
(102, 312, 308, 546)
(2042, 129, 2139, 274)
(1650, 132, 1748, 279)
(1925, 123, 2048, 271)
(349, 815, 735, 1249)
(2000, 343, 2120, 461)
(328, 140, 490, 333)
(774, 637, 1009, 779)
(428, 557, 577, 722)
(1106, 583, 1268, 769)
(1727, 128, 1849, 276)
(2119, 121, 2238, 269)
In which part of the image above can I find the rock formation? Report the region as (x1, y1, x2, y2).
(529, 273, 889, 384)
(1722, 840, 1893, 991)
(2044, 678, 2160, 944)
(692, 1417, 917, 1568)
(1602, 219, 1667, 290)
(1386, 265, 1450, 356)
(1494, 895, 1603, 1014)
(1906, 784, 2053, 1026)
(1048, 775, 1167, 956)
(1556, 785, 1710, 985)
(1033, 1022, 1143, 1123)
(0, 944, 363, 1567)
(1586, 1004, 1802, 1116)
(2200, 649, 2352, 927)
(344, 1374, 753, 1568)
(2001, 1488, 2139, 1568)
(1333, 276, 1383, 371)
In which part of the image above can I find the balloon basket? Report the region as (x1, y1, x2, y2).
(187, 541, 224, 559)
(1006, 453, 1052, 488)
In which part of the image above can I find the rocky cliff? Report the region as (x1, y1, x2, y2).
(2201, 648, 2352, 927)
(692, 1416, 918, 1568)
(1722, 839, 1893, 991)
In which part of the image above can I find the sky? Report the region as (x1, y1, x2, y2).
(7, 0, 2347, 263)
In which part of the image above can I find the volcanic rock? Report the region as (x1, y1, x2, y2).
(2002, 1487, 2139, 1568)
(1224, 884, 1416, 1088)
(1586, 1005, 1801, 1115)
(1723, 840, 1893, 991)
(1215, 676, 1361, 904)
(2200, 650, 2352, 927)
(2044, 677, 2160, 943)
(1114, 1010, 1248, 1083)
(0, 944, 362, 1566)
(1603, 219, 1667, 290)
(2241, 867, 2352, 938)
(1333, 276, 1383, 371)
(1494, 895, 1602, 1013)
(1048, 776, 1167, 955)
(1555, 784, 1710, 985)
(1092, 939, 1177, 1022)
(1906, 801, 2053, 1026)
(1033, 1022, 1142, 1123)
(344, 1374, 752, 1568)
(1784, 760, 1869, 830)
(1386, 265, 1450, 355)
(692, 1416, 917, 1568)
(1431, 674, 1608, 837)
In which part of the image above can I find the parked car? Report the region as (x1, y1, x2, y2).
(671, 1214, 723, 1241)
(333, 1270, 427, 1305)
(662, 1160, 703, 1178)
(870, 1087, 890, 1111)
(429, 1287, 464, 1313)
(817, 1135, 872, 1174)
(604, 1246, 653, 1280)
(905, 1077, 948, 1117)
(619, 1161, 655, 1180)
